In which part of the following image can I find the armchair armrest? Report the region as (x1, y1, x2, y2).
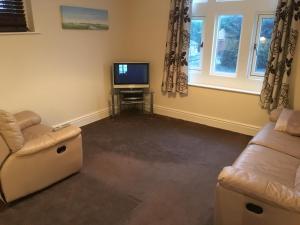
(218, 166, 300, 213)
(16, 125, 81, 157)
(14, 111, 41, 130)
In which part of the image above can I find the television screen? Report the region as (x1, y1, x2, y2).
(113, 63, 149, 85)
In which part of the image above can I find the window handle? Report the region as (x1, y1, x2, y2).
(200, 42, 204, 48)
(254, 43, 257, 52)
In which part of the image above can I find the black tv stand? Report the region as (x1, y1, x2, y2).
(111, 88, 153, 117)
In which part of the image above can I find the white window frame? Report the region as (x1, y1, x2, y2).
(210, 14, 244, 77)
(189, 16, 206, 71)
(249, 13, 275, 79)
(189, 0, 277, 94)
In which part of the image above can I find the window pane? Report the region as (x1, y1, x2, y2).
(216, 0, 244, 2)
(189, 19, 204, 70)
(213, 15, 243, 75)
(254, 17, 275, 75)
(193, 0, 208, 3)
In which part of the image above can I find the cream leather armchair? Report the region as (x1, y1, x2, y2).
(0, 110, 83, 203)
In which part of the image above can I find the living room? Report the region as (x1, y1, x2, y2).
(0, 0, 300, 225)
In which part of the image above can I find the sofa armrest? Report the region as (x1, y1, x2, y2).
(15, 125, 81, 156)
(218, 166, 300, 213)
(14, 111, 41, 130)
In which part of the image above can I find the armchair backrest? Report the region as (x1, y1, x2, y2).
(0, 135, 10, 166)
(0, 110, 24, 153)
(14, 111, 41, 130)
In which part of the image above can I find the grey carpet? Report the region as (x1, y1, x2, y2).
(0, 112, 251, 225)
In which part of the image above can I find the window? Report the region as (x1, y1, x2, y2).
(193, 0, 208, 3)
(212, 15, 243, 76)
(119, 64, 128, 74)
(189, 18, 205, 70)
(216, 0, 244, 2)
(250, 14, 275, 77)
(189, 0, 277, 93)
(0, 0, 34, 33)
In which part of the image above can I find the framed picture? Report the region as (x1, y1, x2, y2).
(60, 6, 109, 30)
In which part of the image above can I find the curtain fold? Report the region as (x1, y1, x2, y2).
(260, 0, 300, 111)
(162, 0, 192, 95)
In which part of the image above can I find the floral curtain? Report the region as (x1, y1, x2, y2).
(260, 0, 300, 111)
(162, 0, 192, 94)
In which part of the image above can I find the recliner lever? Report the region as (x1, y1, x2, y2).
(57, 145, 67, 154)
(246, 203, 264, 214)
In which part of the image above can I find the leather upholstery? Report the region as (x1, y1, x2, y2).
(233, 145, 299, 188)
(0, 136, 10, 167)
(269, 108, 283, 122)
(0, 110, 24, 152)
(274, 109, 300, 136)
(218, 166, 300, 213)
(215, 122, 300, 225)
(0, 110, 83, 203)
(215, 185, 300, 225)
(250, 123, 300, 159)
(22, 124, 52, 141)
(17, 125, 81, 157)
(1, 135, 82, 203)
(295, 166, 300, 192)
(14, 111, 41, 130)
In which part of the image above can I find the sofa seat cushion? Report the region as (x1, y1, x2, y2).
(22, 124, 52, 142)
(250, 122, 300, 159)
(233, 145, 300, 189)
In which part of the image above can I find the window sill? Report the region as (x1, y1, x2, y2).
(188, 82, 261, 96)
(0, 31, 40, 36)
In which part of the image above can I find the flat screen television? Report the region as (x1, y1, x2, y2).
(113, 62, 149, 89)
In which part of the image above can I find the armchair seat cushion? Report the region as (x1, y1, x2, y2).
(23, 124, 52, 141)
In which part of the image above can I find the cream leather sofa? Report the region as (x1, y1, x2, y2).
(215, 118, 300, 225)
(0, 110, 83, 203)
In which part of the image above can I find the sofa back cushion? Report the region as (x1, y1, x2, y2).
(270, 108, 283, 122)
(0, 110, 24, 152)
(250, 123, 300, 159)
(275, 109, 300, 136)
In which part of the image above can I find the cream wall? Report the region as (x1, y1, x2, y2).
(0, 0, 127, 125)
(1, 0, 299, 134)
(123, 0, 300, 135)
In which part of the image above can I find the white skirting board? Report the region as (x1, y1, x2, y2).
(53, 105, 260, 136)
(154, 105, 261, 136)
(53, 108, 110, 128)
